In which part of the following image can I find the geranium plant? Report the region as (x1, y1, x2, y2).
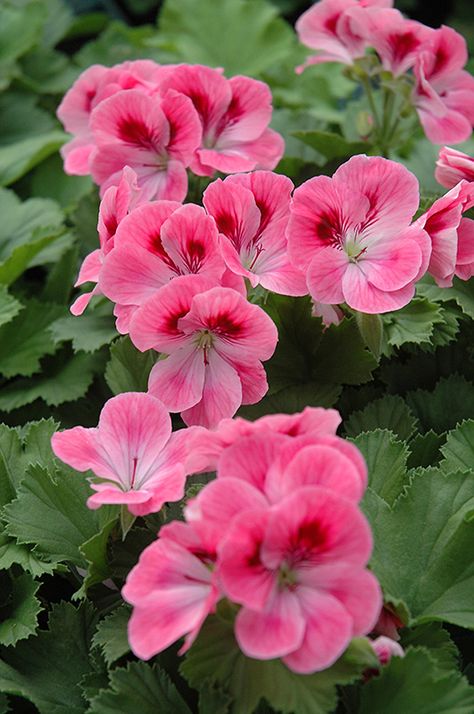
(1, 0, 474, 712)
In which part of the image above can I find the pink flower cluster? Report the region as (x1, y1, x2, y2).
(296, 0, 474, 144)
(122, 407, 382, 673)
(57, 61, 284, 201)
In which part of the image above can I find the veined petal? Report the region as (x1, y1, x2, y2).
(148, 345, 205, 413)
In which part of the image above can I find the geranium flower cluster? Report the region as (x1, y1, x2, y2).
(121, 407, 382, 673)
(296, 0, 474, 144)
(57, 60, 284, 200)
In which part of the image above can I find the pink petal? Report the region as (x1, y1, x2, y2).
(282, 588, 353, 673)
(226, 170, 293, 228)
(203, 178, 261, 254)
(181, 350, 243, 428)
(236, 590, 305, 659)
(306, 246, 348, 304)
(51, 426, 114, 479)
(129, 274, 214, 352)
(217, 76, 272, 145)
(218, 432, 287, 492)
(61, 136, 95, 175)
(334, 155, 420, 239)
(160, 89, 202, 163)
(148, 345, 205, 413)
(358, 237, 422, 291)
(342, 263, 415, 313)
(218, 509, 276, 610)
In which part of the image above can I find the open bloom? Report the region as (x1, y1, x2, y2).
(435, 146, 474, 189)
(71, 166, 140, 316)
(159, 64, 284, 176)
(295, 0, 392, 72)
(99, 200, 226, 329)
(89, 88, 202, 201)
(122, 520, 219, 659)
(218, 487, 381, 672)
(129, 275, 278, 427)
(51, 392, 194, 515)
(416, 180, 474, 286)
(413, 26, 474, 144)
(57, 60, 165, 175)
(287, 154, 431, 313)
(203, 171, 306, 295)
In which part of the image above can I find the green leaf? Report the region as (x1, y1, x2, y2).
(439, 420, 474, 474)
(400, 624, 459, 675)
(0, 602, 97, 714)
(105, 335, 157, 394)
(0, 226, 65, 285)
(0, 286, 22, 328)
(3, 464, 110, 567)
(91, 606, 131, 666)
(407, 430, 445, 469)
(0, 572, 42, 647)
(357, 648, 474, 714)
(262, 295, 377, 395)
(159, 0, 294, 76)
(75, 21, 166, 68)
(0, 132, 67, 187)
(382, 298, 445, 348)
(0, 91, 55, 146)
(50, 313, 117, 353)
(345, 395, 418, 441)
(364, 470, 474, 628)
(406, 375, 474, 433)
(0, 300, 62, 377)
(0, 535, 56, 576)
(239, 381, 341, 419)
(352, 429, 410, 505)
(0, 424, 25, 508)
(87, 662, 192, 714)
(0, 350, 102, 411)
(199, 684, 232, 714)
(181, 618, 374, 714)
(417, 275, 474, 320)
(293, 130, 368, 161)
(355, 312, 383, 360)
(74, 515, 118, 599)
(42, 245, 78, 304)
(30, 154, 92, 209)
(19, 48, 78, 95)
(0, 3, 45, 75)
(0, 188, 63, 259)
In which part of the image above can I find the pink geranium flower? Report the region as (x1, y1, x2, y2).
(71, 166, 140, 316)
(122, 520, 219, 659)
(51, 392, 194, 516)
(370, 636, 404, 666)
(435, 146, 474, 189)
(158, 64, 284, 176)
(57, 61, 166, 175)
(99, 200, 226, 328)
(416, 180, 474, 286)
(89, 88, 202, 201)
(218, 486, 381, 672)
(295, 0, 392, 72)
(203, 171, 306, 295)
(287, 155, 431, 313)
(129, 275, 278, 427)
(413, 26, 474, 144)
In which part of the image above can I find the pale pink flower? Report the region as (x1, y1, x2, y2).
(413, 26, 474, 144)
(362, 8, 433, 77)
(99, 200, 226, 322)
(370, 636, 404, 666)
(122, 520, 220, 659)
(312, 300, 345, 327)
(57, 61, 166, 175)
(89, 88, 202, 201)
(203, 171, 306, 295)
(51, 392, 194, 515)
(128, 275, 278, 427)
(71, 166, 140, 316)
(415, 180, 474, 286)
(218, 487, 381, 672)
(287, 155, 431, 314)
(295, 0, 392, 72)
(435, 146, 474, 189)
(159, 64, 284, 176)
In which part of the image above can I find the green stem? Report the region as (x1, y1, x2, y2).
(360, 75, 381, 141)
